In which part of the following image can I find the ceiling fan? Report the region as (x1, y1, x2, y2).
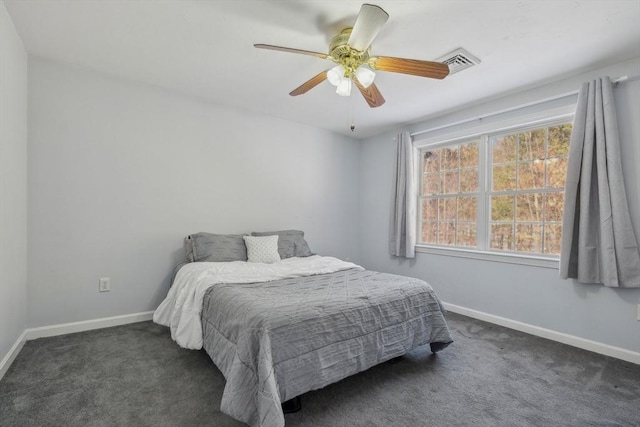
(254, 3, 450, 108)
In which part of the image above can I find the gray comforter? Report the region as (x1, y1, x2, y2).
(201, 268, 453, 427)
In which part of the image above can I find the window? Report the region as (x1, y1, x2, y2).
(418, 120, 572, 259)
(421, 140, 480, 248)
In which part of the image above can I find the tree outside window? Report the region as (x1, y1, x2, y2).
(419, 121, 572, 257)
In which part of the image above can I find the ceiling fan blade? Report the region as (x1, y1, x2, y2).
(289, 70, 329, 96)
(354, 78, 385, 108)
(254, 44, 330, 60)
(371, 56, 450, 79)
(347, 4, 389, 51)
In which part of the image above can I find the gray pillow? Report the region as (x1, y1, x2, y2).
(184, 237, 195, 262)
(185, 233, 248, 262)
(251, 230, 313, 258)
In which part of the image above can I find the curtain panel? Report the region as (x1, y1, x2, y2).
(390, 131, 416, 258)
(559, 77, 640, 287)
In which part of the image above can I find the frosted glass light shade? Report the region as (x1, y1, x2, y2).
(336, 78, 352, 96)
(327, 65, 345, 86)
(355, 66, 375, 88)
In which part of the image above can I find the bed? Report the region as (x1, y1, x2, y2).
(154, 231, 453, 427)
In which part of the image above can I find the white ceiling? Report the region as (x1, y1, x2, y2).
(4, 0, 640, 138)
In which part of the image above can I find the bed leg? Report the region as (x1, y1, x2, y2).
(282, 396, 301, 414)
(430, 341, 452, 353)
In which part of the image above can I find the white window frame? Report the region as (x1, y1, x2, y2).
(413, 104, 575, 269)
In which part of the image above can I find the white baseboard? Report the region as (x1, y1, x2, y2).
(0, 330, 27, 381)
(3, 305, 637, 382)
(443, 302, 640, 365)
(1, 311, 154, 380)
(25, 311, 155, 340)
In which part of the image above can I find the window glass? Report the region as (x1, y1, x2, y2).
(420, 141, 479, 248)
(419, 120, 571, 257)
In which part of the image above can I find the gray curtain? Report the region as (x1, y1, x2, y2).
(559, 77, 640, 287)
(390, 131, 416, 258)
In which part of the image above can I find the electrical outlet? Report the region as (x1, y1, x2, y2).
(99, 277, 111, 292)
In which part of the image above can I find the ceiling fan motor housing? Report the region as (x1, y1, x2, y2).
(329, 28, 371, 77)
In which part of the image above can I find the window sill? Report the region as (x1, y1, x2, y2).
(414, 245, 560, 269)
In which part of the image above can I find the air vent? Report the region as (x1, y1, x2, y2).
(436, 48, 480, 75)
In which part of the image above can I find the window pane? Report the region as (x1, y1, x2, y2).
(456, 223, 477, 247)
(492, 163, 516, 191)
(544, 192, 564, 222)
(491, 195, 515, 222)
(439, 197, 456, 221)
(442, 147, 459, 170)
(516, 193, 543, 222)
(518, 130, 546, 161)
(490, 224, 514, 250)
(460, 142, 479, 168)
(516, 224, 543, 253)
(460, 168, 478, 193)
(419, 120, 569, 257)
(548, 124, 571, 157)
(492, 135, 516, 163)
(546, 157, 567, 188)
(443, 171, 459, 194)
(423, 173, 440, 195)
(438, 222, 456, 245)
(422, 198, 438, 221)
(544, 224, 562, 254)
(517, 160, 545, 190)
(458, 197, 477, 221)
(422, 222, 437, 244)
(423, 149, 441, 173)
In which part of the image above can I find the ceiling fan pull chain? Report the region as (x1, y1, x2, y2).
(349, 94, 356, 132)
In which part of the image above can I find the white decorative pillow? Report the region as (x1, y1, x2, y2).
(243, 235, 281, 264)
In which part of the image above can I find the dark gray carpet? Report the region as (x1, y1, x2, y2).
(1, 313, 638, 427)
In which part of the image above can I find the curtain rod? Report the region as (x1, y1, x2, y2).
(411, 74, 638, 138)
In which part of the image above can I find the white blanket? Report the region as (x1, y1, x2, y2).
(153, 256, 362, 349)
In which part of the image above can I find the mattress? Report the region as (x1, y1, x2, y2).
(200, 267, 453, 427)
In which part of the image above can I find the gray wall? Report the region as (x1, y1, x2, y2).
(0, 1, 28, 367)
(359, 57, 640, 353)
(27, 57, 361, 328)
(6, 36, 638, 362)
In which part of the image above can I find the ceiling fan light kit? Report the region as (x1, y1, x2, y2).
(355, 66, 376, 88)
(336, 78, 352, 97)
(327, 63, 375, 96)
(254, 3, 451, 109)
(326, 65, 345, 86)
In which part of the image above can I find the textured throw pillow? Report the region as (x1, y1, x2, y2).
(186, 233, 248, 262)
(243, 235, 281, 263)
(251, 230, 313, 258)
